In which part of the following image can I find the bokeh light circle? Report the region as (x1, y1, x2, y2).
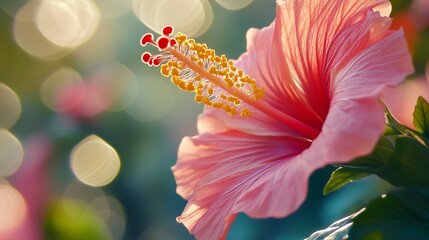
(133, 0, 213, 37)
(64, 180, 106, 203)
(0, 129, 24, 177)
(0, 183, 27, 233)
(0, 83, 21, 129)
(71, 135, 120, 187)
(215, 0, 253, 10)
(35, 0, 100, 48)
(13, 0, 71, 60)
(89, 196, 126, 240)
(40, 67, 83, 112)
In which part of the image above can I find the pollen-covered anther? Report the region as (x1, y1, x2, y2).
(171, 67, 179, 76)
(240, 109, 251, 117)
(160, 64, 169, 76)
(140, 25, 266, 117)
(207, 88, 213, 96)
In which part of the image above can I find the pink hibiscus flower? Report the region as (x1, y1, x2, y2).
(141, 0, 413, 239)
(410, 0, 429, 29)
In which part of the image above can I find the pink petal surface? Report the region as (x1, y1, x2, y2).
(173, 128, 310, 239)
(332, 29, 413, 100)
(173, 0, 413, 239)
(304, 96, 385, 168)
(208, 0, 411, 138)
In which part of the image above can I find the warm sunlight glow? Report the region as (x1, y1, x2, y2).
(0, 183, 27, 233)
(40, 67, 83, 112)
(13, 1, 70, 60)
(133, 0, 213, 37)
(71, 135, 120, 187)
(0, 83, 21, 129)
(215, 0, 253, 10)
(0, 130, 24, 177)
(35, 0, 100, 48)
(373, 2, 392, 17)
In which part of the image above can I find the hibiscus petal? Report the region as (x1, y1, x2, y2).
(201, 24, 304, 138)
(171, 0, 414, 239)
(207, 24, 322, 138)
(303, 96, 385, 169)
(196, 111, 229, 134)
(201, 106, 301, 137)
(332, 29, 413, 100)
(272, 0, 396, 123)
(219, 0, 409, 139)
(173, 130, 311, 239)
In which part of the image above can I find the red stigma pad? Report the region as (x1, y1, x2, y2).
(170, 39, 177, 47)
(141, 33, 154, 46)
(141, 52, 151, 63)
(157, 37, 170, 50)
(162, 26, 174, 36)
(153, 56, 162, 66)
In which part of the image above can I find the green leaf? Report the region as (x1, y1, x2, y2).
(305, 209, 364, 240)
(324, 137, 393, 195)
(413, 96, 429, 137)
(349, 189, 429, 240)
(325, 108, 429, 193)
(323, 168, 371, 195)
(334, 136, 429, 189)
(386, 107, 429, 148)
(385, 108, 407, 135)
(342, 136, 394, 169)
(376, 137, 429, 188)
(383, 125, 398, 136)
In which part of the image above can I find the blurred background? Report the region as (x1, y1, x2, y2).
(0, 0, 427, 239)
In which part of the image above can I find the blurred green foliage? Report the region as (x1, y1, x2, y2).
(45, 199, 107, 240)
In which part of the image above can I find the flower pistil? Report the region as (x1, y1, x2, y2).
(140, 26, 320, 138)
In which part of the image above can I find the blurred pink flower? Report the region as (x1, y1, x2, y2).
(390, 0, 429, 55)
(1, 134, 52, 240)
(383, 69, 429, 128)
(55, 81, 111, 120)
(390, 12, 418, 53)
(172, 0, 413, 239)
(410, 0, 429, 29)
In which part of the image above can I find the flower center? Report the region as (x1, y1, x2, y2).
(140, 26, 319, 139)
(140, 26, 264, 117)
